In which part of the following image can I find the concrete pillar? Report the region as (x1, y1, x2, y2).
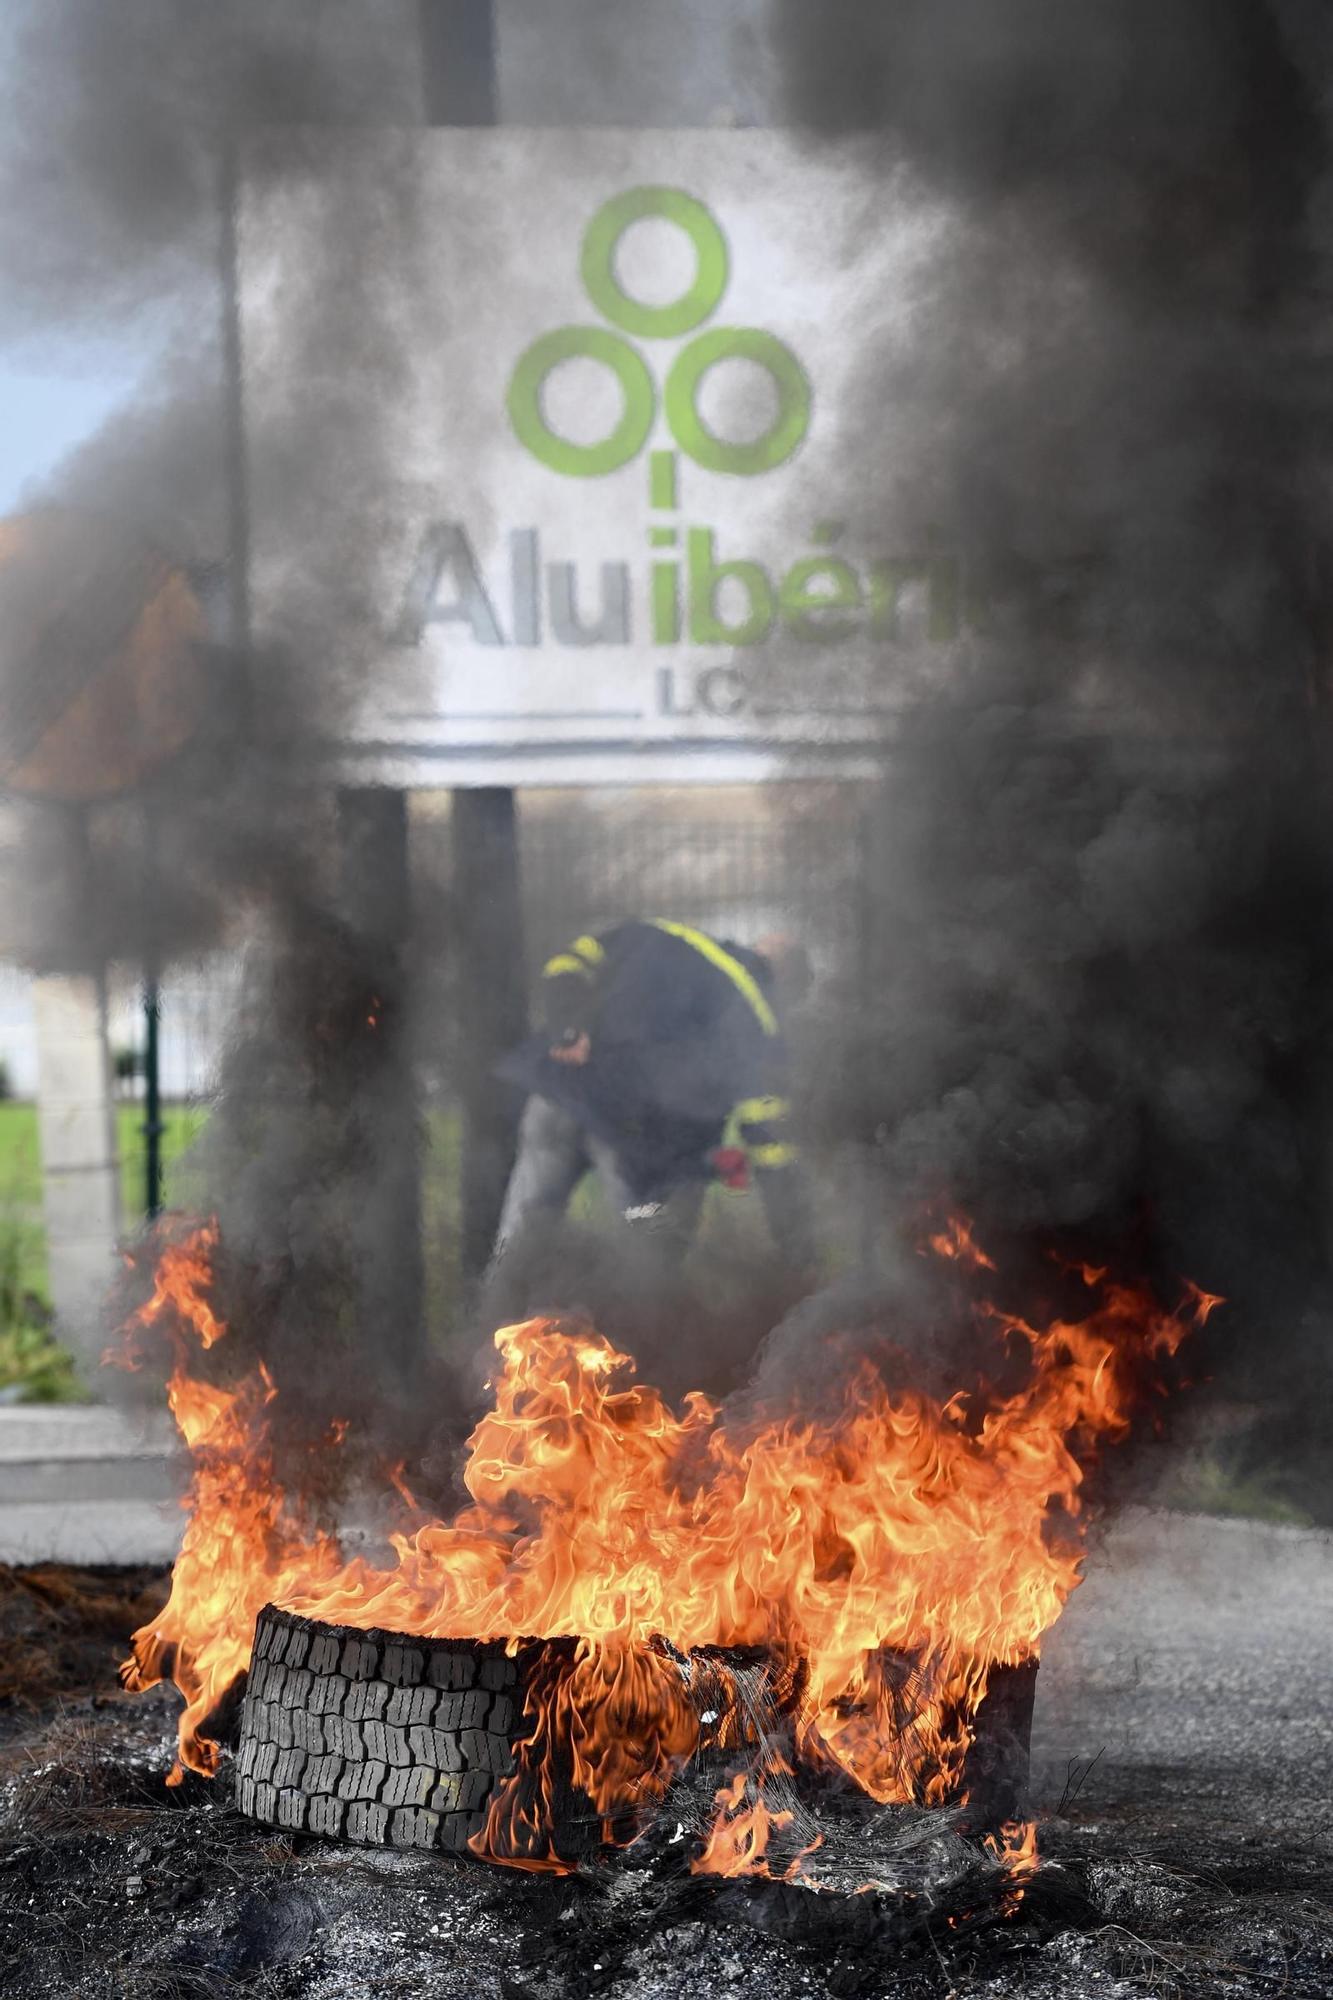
(32, 973, 121, 1383)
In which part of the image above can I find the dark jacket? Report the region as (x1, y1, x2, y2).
(498, 920, 799, 1209)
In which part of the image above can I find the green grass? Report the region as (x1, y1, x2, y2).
(0, 1171, 83, 1400)
(115, 1102, 210, 1223)
(0, 1098, 207, 1223)
(0, 1102, 42, 1211)
(0, 1321, 85, 1401)
(0, 1100, 209, 1309)
(0, 1098, 210, 1401)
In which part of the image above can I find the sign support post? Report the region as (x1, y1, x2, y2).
(420, 0, 530, 1288)
(336, 785, 426, 1378)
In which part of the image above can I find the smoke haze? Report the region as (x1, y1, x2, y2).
(0, 2, 444, 1490)
(767, 0, 1333, 1514)
(2, 0, 1331, 1521)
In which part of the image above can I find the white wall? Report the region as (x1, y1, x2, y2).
(0, 965, 37, 1097)
(0, 958, 241, 1104)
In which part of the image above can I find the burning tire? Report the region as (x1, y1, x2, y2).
(235, 1605, 1039, 1865)
(234, 1605, 528, 1855)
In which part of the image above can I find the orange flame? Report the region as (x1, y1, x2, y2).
(119, 1220, 1216, 1865)
(114, 1222, 339, 1781)
(694, 1773, 793, 1879)
(986, 1818, 1040, 1877)
(984, 1818, 1040, 1911)
(925, 1213, 998, 1273)
(385, 1460, 419, 1512)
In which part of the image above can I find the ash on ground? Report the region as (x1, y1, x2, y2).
(2, 1539, 1331, 2000)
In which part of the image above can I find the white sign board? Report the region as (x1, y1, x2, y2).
(241, 131, 958, 787)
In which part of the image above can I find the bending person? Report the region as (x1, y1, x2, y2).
(493, 919, 815, 1273)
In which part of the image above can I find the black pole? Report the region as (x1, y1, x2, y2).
(337, 787, 426, 1381)
(140, 780, 165, 1224)
(419, 0, 498, 124)
(420, 0, 530, 1286)
(453, 789, 527, 1280)
(143, 978, 163, 1219)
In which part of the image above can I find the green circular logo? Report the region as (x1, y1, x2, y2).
(505, 188, 812, 478)
(581, 187, 729, 340)
(665, 328, 812, 475)
(506, 325, 657, 478)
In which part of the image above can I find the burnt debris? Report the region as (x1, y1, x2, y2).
(4, 1563, 1333, 2000)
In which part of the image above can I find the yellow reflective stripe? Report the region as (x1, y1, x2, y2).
(543, 954, 594, 980)
(726, 1095, 796, 1166)
(733, 1096, 791, 1129)
(649, 921, 779, 1037)
(572, 934, 605, 967)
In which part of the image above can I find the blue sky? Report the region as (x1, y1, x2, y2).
(0, 364, 138, 516)
(0, 2, 143, 517)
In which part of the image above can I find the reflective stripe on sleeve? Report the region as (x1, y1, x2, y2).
(733, 1095, 791, 1130)
(543, 954, 595, 981)
(649, 921, 779, 1037)
(722, 1096, 796, 1168)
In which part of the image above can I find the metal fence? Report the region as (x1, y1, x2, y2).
(413, 805, 873, 1097)
(515, 815, 869, 975)
(2, 810, 871, 1102)
(108, 955, 246, 1104)
(1, 801, 874, 1238)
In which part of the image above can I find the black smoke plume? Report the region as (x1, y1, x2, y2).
(0, 2, 446, 1484)
(769, 0, 1333, 1517)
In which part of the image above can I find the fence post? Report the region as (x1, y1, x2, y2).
(142, 978, 163, 1219)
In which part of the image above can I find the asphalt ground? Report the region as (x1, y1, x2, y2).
(1034, 1507, 1333, 1825)
(2, 1509, 1330, 1998)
